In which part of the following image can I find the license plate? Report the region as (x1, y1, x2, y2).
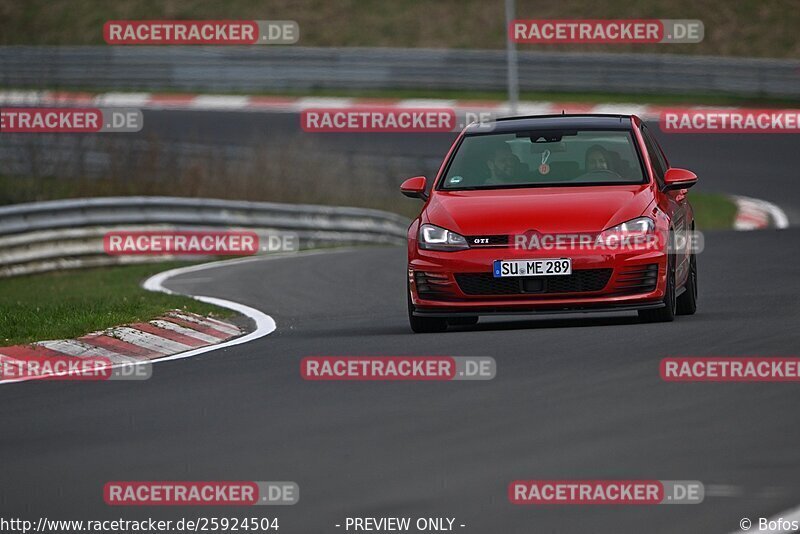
(493, 258, 572, 278)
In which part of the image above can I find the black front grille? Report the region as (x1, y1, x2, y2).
(611, 264, 659, 295)
(455, 269, 612, 296)
(456, 274, 521, 295)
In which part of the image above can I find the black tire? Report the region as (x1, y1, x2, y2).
(638, 252, 676, 323)
(407, 281, 447, 333)
(447, 316, 479, 327)
(676, 252, 698, 315)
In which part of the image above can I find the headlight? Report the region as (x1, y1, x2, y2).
(597, 217, 655, 246)
(418, 224, 469, 251)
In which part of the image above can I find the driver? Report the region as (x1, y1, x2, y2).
(486, 144, 524, 185)
(585, 144, 612, 172)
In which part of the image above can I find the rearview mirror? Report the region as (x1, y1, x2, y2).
(400, 176, 428, 200)
(663, 168, 698, 191)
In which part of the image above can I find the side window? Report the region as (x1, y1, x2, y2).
(640, 126, 667, 183)
(647, 126, 670, 170)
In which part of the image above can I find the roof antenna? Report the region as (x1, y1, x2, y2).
(561, 109, 565, 115)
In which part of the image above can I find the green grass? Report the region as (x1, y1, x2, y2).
(0, 173, 738, 228)
(0, 262, 234, 346)
(404, 192, 739, 229)
(690, 192, 737, 230)
(1, 0, 799, 58)
(0, 175, 84, 206)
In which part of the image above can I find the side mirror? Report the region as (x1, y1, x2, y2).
(400, 176, 428, 200)
(663, 168, 698, 191)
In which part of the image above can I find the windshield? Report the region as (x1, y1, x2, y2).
(440, 130, 646, 189)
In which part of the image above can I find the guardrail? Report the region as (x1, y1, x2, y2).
(0, 197, 410, 277)
(1, 46, 798, 98)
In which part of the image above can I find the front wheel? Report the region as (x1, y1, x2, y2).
(638, 254, 676, 323)
(408, 282, 447, 333)
(676, 252, 698, 315)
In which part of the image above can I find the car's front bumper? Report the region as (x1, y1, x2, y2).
(408, 247, 668, 315)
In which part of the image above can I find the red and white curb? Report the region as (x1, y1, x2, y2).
(2, 91, 791, 129)
(0, 90, 721, 121)
(732, 195, 789, 231)
(0, 254, 287, 384)
(0, 310, 242, 382)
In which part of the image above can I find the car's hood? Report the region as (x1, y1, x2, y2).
(424, 185, 654, 235)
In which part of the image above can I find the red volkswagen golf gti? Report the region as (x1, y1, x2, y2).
(401, 114, 698, 333)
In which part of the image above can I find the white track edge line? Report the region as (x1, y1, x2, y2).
(131, 249, 355, 363)
(0, 253, 324, 385)
(733, 195, 790, 230)
(136, 258, 282, 362)
(0, 251, 346, 384)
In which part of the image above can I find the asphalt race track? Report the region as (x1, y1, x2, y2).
(2, 111, 799, 533)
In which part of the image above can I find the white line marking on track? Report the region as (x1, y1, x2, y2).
(0, 90, 52, 105)
(295, 97, 354, 108)
(139, 250, 357, 364)
(395, 99, 456, 109)
(93, 92, 152, 107)
(734, 195, 790, 230)
(0, 248, 356, 384)
(191, 95, 249, 110)
(513, 102, 558, 115)
(755, 198, 789, 229)
(591, 104, 651, 116)
(706, 484, 744, 498)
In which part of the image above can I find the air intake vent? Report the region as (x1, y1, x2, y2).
(611, 264, 659, 295)
(455, 269, 612, 296)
